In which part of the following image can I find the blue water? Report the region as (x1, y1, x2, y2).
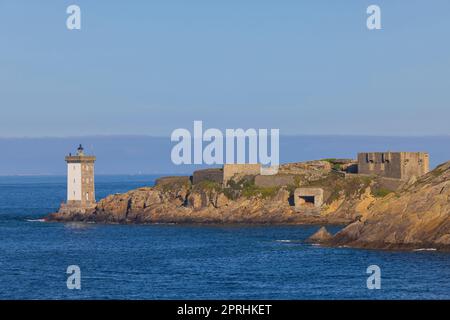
(0, 176, 449, 299)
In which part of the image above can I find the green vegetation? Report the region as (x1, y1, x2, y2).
(192, 180, 222, 192)
(371, 187, 394, 198)
(241, 184, 279, 199)
(322, 158, 342, 171)
(305, 172, 374, 204)
(332, 163, 342, 171)
(155, 178, 191, 193)
(285, 176, 302, 194)
(222, 177, 279, 200)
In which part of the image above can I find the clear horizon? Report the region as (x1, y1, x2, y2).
(1, 135, 449, 175)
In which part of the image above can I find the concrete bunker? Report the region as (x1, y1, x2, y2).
(294, 188, 324, 209)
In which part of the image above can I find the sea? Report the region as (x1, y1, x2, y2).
(0, 175, 449, 300)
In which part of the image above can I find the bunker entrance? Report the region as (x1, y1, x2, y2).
(294, 188, 324, 210)
(299, 196, 315, 206)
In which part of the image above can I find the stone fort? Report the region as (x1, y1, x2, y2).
(150, 151, 431, 216)
(357, 152, 429, 180)
(192, 164, 261, 185)
(184, 151, 430, 189)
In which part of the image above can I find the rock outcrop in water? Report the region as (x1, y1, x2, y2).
(306, 227, 333, 243)
(324, 161, 450, 251)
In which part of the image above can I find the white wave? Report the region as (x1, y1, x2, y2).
(276, 239, 292, 243)
(413, 248, 437, 251)
(26, 218, 46, 222)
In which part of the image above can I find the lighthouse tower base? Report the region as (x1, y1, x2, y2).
(58, 201, 96, 215)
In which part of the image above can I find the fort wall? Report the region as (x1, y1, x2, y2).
(192, 168, 223, 185)
(223, 164, 261, 184)
(357, 152, 429, 180)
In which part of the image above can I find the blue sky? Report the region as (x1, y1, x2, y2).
(1, 0, 449, 137)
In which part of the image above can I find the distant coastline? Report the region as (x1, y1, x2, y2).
(2, 135, 450, 175)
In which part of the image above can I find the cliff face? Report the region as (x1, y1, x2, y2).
(48, 185, 352, 225)
(326, 161, 450, 250)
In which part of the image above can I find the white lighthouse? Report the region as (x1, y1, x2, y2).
(61, 144, 96, 213)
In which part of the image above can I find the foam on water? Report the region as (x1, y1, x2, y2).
(25, 218, 46, 222)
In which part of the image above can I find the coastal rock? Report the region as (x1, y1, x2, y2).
(273, 188, 290, 203)
(307, 226, 333, 243)
(214, 193, 229, 208)
(327, 161, 450, 251)
(48, 182, 350, 225)
(187, 193, 203, 209)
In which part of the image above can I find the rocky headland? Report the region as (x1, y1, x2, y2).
(47, 160, 376, 225)
(46, 159, 450, 251)
(310, 161, 450, 251)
